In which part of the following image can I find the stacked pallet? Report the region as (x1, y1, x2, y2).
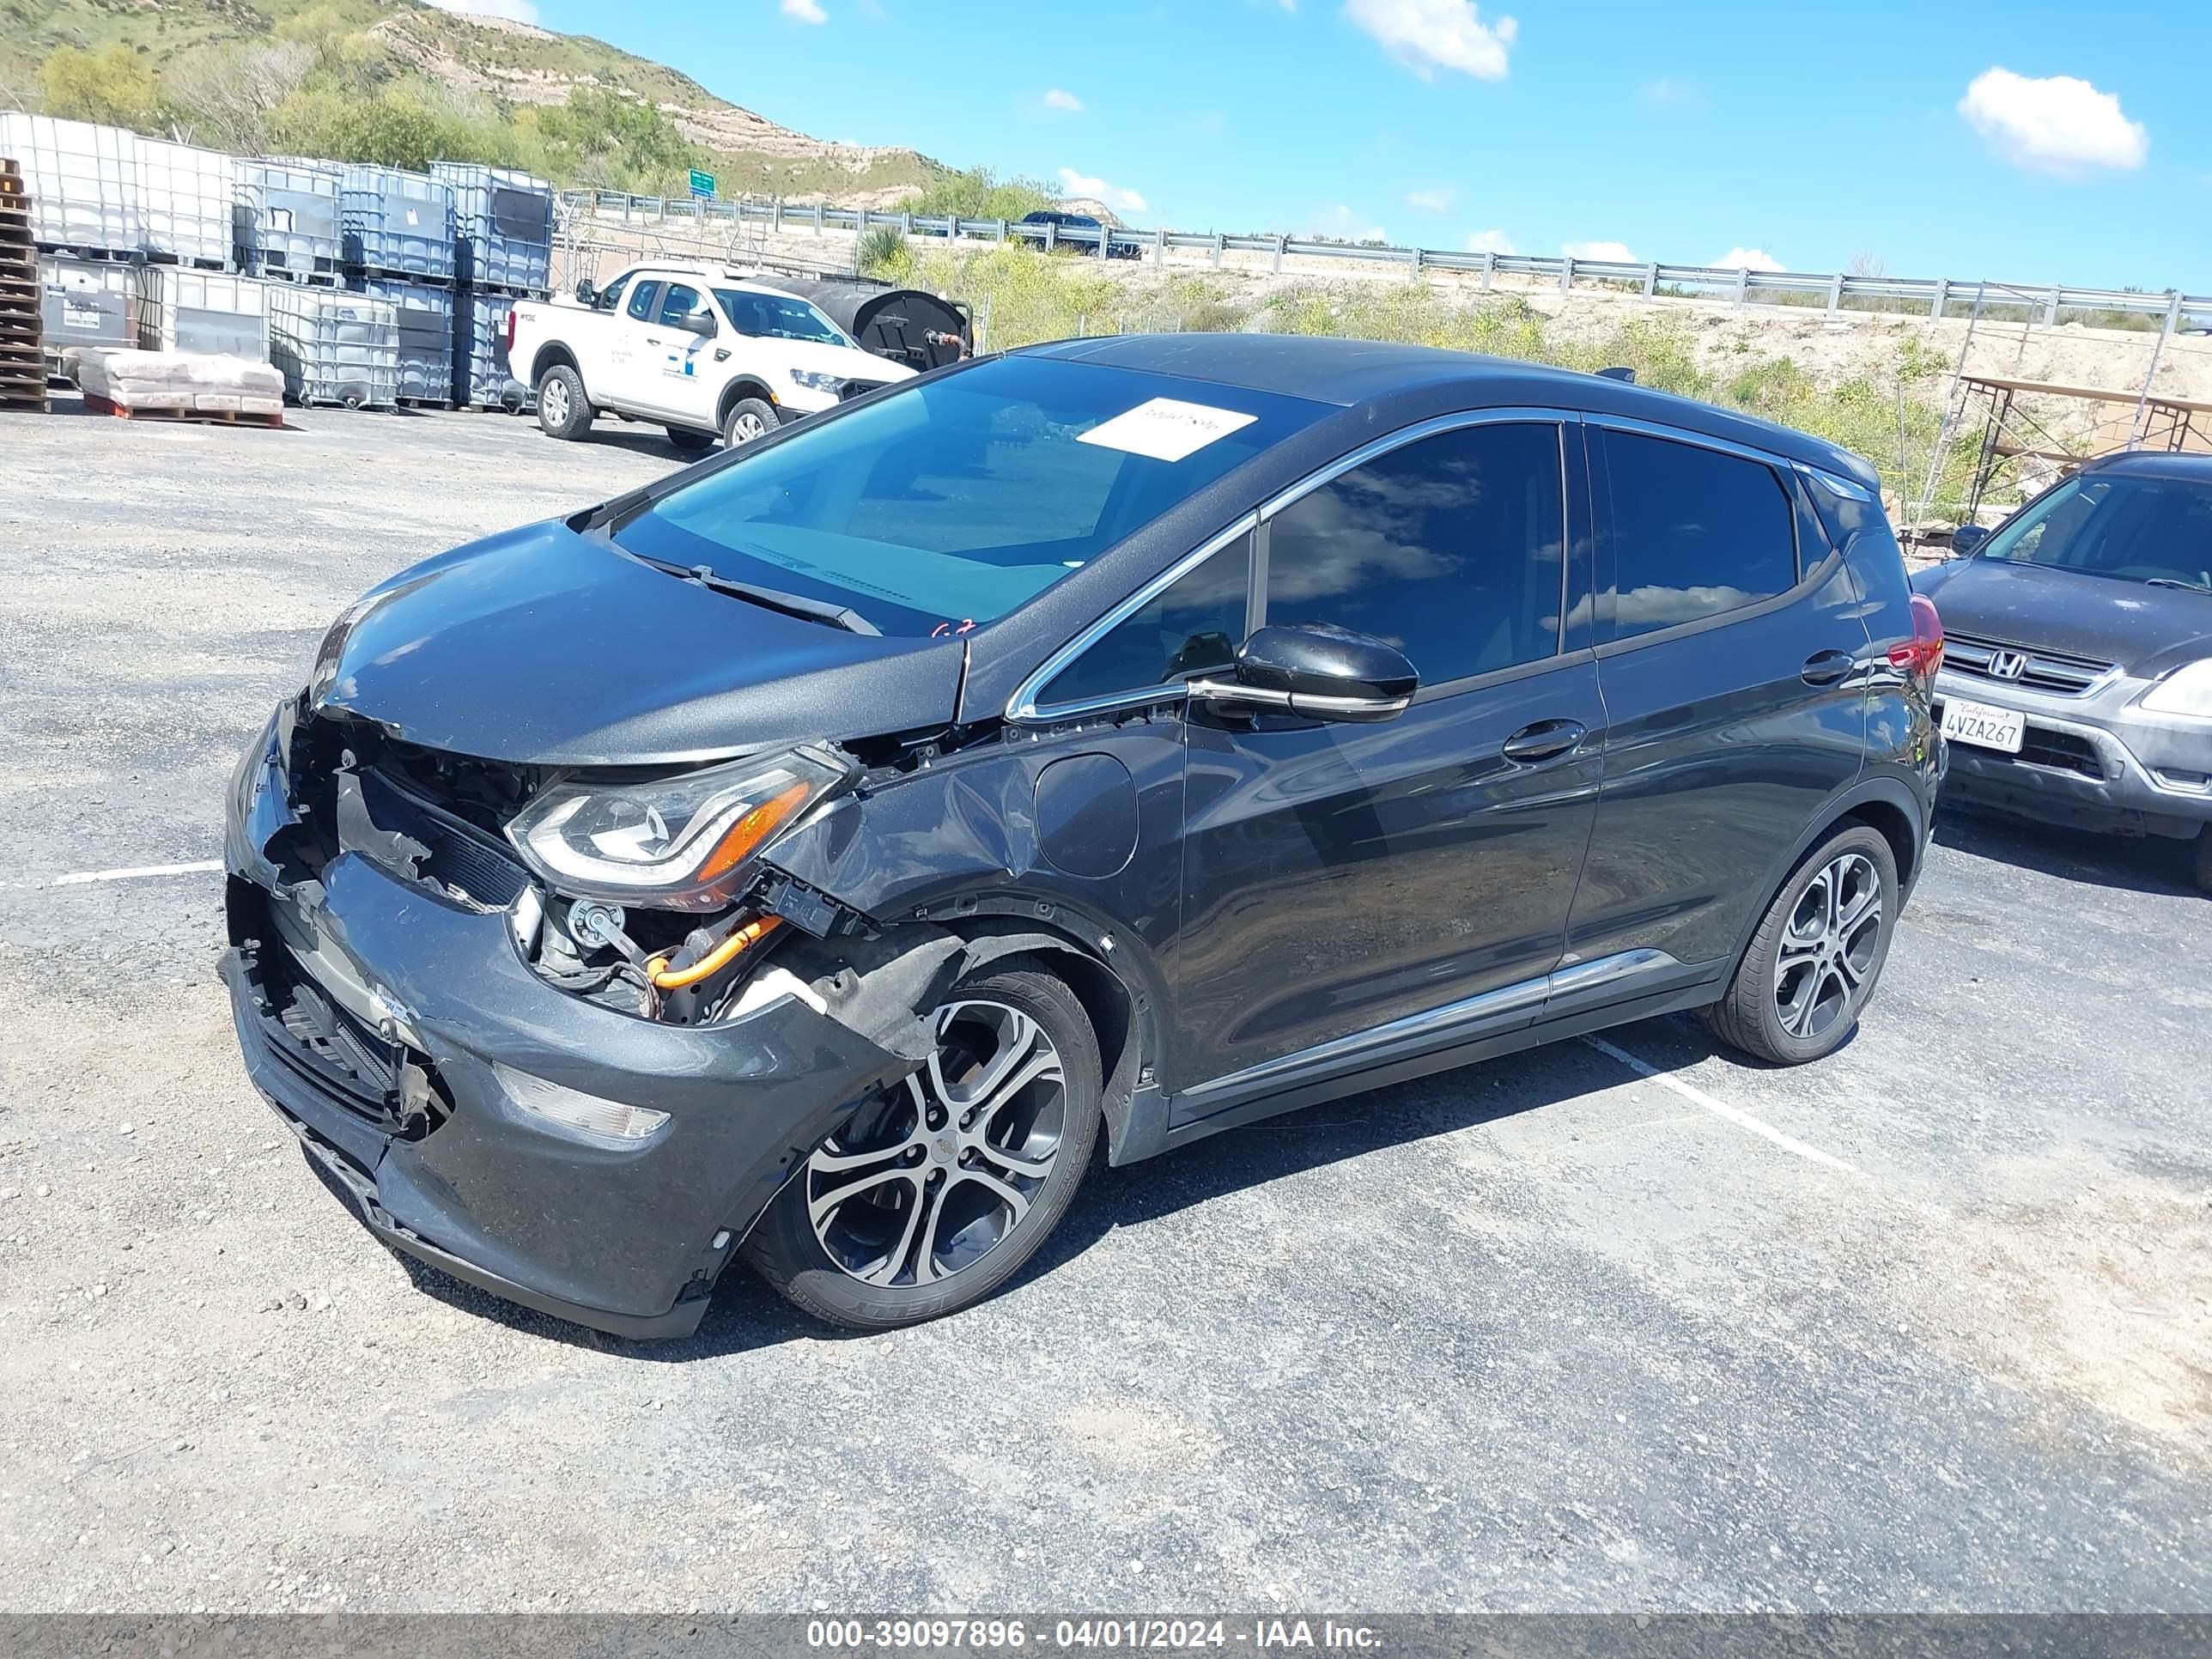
(0, 157, 45, 413)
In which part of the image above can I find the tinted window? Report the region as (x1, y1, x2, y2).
(1039, 534, 1251, 707)
(1604, 431, 1797, 638)
(1263, 422, 1565, 684)
(658, 283, 711, 330)
(624, 280, 660, 323)
(624, 356, 1326, 637)
(595, 273, 629, 313)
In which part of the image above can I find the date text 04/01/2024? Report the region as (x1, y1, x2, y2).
(805, 1620, 1384, 1650)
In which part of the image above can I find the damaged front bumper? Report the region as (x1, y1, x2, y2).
(219, 705, 910, 1339)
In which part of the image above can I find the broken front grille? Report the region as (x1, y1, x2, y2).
(1944, 631, 2115, 697)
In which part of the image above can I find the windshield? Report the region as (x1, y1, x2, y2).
(617, 356, 1329, 637)
(712, 289, 854, 348)
(1979, 471, 2212, 589)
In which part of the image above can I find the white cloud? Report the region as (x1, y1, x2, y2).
(1712, 246, 1782, 271)
(1464, 228, 1514, 254)
(1345, 0, 1516, 82)
(1042, 88, 1084, 112)
(1564, 240, 1634, 262)
(1641, 76, 1701, 110)
(422, 0, 540, 21)
(1405, 186, 1456, 213)
(780, 0, 827, 21)
(1058, 167, 1147, 214)
(1959, 67, 2147, 175)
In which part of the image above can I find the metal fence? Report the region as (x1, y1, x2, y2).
(561, 190, 2209, 336)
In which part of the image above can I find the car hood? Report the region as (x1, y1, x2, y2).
(313, 518, 963, 767)
(1913, 557, 2212, 676)
(758, 337, 915, 384)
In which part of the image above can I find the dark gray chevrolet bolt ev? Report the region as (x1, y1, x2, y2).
(1913, 451, 2212, 891)
(222, 335, 1943, 1336)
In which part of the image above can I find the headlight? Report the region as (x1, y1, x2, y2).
(504, 746, 850, 908)
(789, 368, 843, 392)
(2139, 659, 2212, 720)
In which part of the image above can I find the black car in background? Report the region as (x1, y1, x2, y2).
(1914, 450, 2212, 891)
(1018, 209, 1140, 258)
(221, 336, 1941, 1339)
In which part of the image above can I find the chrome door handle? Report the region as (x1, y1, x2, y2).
(1500, 719, 1587, 763)
(1801, 650, 1854, 686)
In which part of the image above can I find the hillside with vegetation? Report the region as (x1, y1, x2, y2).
(0, 0, 981, 204)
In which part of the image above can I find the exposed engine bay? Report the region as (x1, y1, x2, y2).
(254, 694, 1035, 1040)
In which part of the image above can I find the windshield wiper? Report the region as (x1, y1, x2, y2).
(634, 555, 880, 635)
(2145, 577, 2212, 593)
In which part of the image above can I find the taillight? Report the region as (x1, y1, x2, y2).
(1889, 593, 1944, 686)
(503, 305, 519, 349)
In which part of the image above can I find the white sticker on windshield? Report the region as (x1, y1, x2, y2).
(1078, 398, 1258, 463)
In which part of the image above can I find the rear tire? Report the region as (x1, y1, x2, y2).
(1703, 823, 1899, 1065)
(535, 365, 592, 441)
(2194, 828, 2212, 896)
(744, 963, 1100, 1330)
(722, 397, 780, 448)
(665, 425, 714, 459)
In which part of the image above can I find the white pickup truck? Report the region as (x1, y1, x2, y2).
(507, 261, 916, 453)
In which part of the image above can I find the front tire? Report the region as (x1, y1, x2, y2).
(745, 963, 1101, 1330)
(1703, 823, 1899, 1065)
(2194, 827, 2212, 896)
(722, 396, 780, 448)
(535, 365, 592, 441)
(665, 425, 715, 459)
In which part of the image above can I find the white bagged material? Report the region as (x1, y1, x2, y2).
(77, 346, 285, 415)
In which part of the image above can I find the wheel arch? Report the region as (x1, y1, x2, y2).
(934, 915, 1155, 1165)
(1725, 775, 1927, 981)
(529, 341, 580, 387)
(716, 378, 778, 424)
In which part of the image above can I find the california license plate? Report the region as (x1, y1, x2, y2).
(1940, 696, 2025, 754)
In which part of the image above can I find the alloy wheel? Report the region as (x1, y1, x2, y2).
(805, 1000, 1068, 1287)
(728, 410, 769, 443)
(540, 376, 569, 426)
(1772, 851, 1882, 1042)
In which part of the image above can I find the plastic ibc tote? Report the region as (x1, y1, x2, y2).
(356, 275, 455, 403)
(234, 161, 343, 282)
(136, 137, 234, 268)
(430, 162, 554, 293)
(136, 268, 271, 360)
(0, 112, 139, 252)
(268, 284, 399, 409)
(339, 167, 455, 282)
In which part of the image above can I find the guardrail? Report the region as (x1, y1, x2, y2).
(562, 190, 2209, 333)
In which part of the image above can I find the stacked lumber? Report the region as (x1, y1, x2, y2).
(75, 347, 284, 426)
(0, 157, 45, 413)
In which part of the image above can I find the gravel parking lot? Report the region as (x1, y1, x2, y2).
(1, 395, 2208, 1615)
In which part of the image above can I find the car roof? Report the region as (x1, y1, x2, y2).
(2078, 449, 2212, 483)
(1022, 331, 1881, 488)
(625, 262, 812, 296)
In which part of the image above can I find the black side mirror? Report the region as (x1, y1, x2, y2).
(1189, 623, 1418, 723)
(1950, 524, 1990, 556)
(574, 278, 599, 307)
(677, 312, 716, 337)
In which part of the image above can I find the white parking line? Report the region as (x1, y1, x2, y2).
(49, 860, 224, 888)
(1581, 1035, 1862, 1176)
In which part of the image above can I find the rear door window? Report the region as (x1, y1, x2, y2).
(1261, 422, 1567, 685)
(1601, 430, 1798, 640)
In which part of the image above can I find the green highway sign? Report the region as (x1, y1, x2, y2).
(688, 169, 715, 199)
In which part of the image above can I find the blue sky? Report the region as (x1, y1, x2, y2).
(520, 0, 2209, 291)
